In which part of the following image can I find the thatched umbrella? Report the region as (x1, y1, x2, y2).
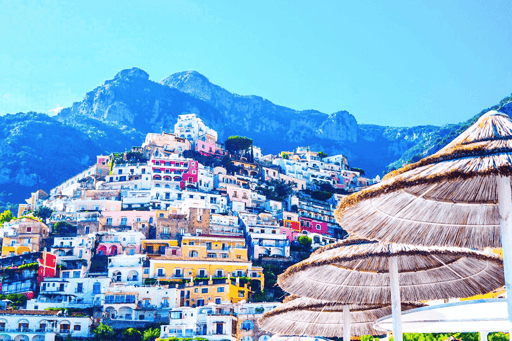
(259, 295, 423, 339)
(277, 238, 504, 341)
(268, 336, 330, 341)
(335, 110, 512, 330)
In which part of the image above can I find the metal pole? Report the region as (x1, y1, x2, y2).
(480, 331, 488, 341)
(389, 257, 403, 341)
(343, 305, 351, 341)
(497, 176, 512, 331)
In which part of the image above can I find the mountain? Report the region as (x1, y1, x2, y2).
(2, 67, 511, 207)
(58, 67, 438, 175)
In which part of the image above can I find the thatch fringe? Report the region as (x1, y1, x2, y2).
(278, 240, 504, 304)
(259, 298, 423, 337)
(336, 111, 512, 213)
(336, 188, 502, 249)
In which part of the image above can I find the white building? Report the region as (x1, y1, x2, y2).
(103, 285, 178, 322)
(174, 113, 218, 148)
(27, 277, 111, 310)
(160, 304, 237, 341)
(108, 254, 146, 286)
(0, 309, 92, 340)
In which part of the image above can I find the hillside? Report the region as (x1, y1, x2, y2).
(2, 67, 511, 208)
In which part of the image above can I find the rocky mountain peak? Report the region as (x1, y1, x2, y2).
(161, 70, 216, 102)
(113, 67, 150, 81)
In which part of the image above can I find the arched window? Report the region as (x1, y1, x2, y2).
(259, 336, 270, 341)
(189, 250, 198, 258)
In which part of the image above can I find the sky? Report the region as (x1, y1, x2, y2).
(1, 0, 511, 127)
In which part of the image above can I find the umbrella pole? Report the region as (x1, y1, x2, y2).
(497, 176, 512, 330)
(389, 257, 403, 341)
(343, 305, 351, 341)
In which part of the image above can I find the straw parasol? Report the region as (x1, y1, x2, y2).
(268, 336, 330, 341)
(259, 295, 424, 339)
(333, 110, 512, 330)
(277, 238, 504, 341)
(335, 110, 512, 249)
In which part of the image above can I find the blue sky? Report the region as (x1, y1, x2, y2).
(1, 0, 511, 126)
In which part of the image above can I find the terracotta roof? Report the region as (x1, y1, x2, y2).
(0, 310, 60, 316)
(198, 234, 245, 239)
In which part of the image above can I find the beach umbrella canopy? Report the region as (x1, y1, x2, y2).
(335, 110, 512, 249)
(278, 239, 504, 304)
(268, 336, 330, 341)
(278, 238, 504, 341)
(259, 295, 423, 338)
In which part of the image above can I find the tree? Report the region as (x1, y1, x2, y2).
(298, 236, 312, 251)
(317, 151, 328, 159)
(123, 328, 142, 341)
(93, 323, 116, 341)
(0, 210, 14, 226)
(34, 206, 53, 222)
(53, 221, 77, 236)
(143, 328, 160, 341)
(224, 136, 253, 154)
(488, 332, 509, 341)
(5, 293, 28, 307)
(126, 151, 148, 164)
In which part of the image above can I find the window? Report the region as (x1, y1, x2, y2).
(121, 217, 128, 225)
(73, 271, 80, 278)
(93, 282, 101, 294)
(136, 217, 141, 222)
(26, 227, 31, 232)
(170, 311, 183, 319)
(62, 272, 70, 278)
(157, 268, 165, 277)
(215, 297, 221, 304)
(201, 288, 208, 293)
(189, 250, 198, 258)
(106, 218, 112, 225)
(77, 283, 83, 293)
(217, 287, 225, 293)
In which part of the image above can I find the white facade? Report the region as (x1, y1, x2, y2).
(161, 304, 237, 341)
(27, 277, 111, 310)
(103, 285, 178, 322)
(108, 254, 146, 286)
(174, 113, 218, 148)
(0, 310, 93, 340)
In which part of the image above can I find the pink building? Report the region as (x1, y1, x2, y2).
(151, 158, 198, 190)
(299, 217, 329, 235)
(195, 133, 218, 156)
(101, 210, 156, 227)
(97, 243, 122, 256)
(226, 185, 252, 207)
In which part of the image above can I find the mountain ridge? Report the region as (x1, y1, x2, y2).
(2, 66, 510, 207)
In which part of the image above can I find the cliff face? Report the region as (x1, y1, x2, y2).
(56, 68, 439, 178)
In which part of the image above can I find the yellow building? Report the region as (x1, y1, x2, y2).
(1, 218, 49, 257)
(181, 235, 248, 261)
(141, 240, 179, 258)
(178, 277, 250, 307)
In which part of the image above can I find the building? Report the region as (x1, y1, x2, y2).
(142, 132, 192, 158)
(103, 285, 178, 324)
(27, 277, 110, 310)
(0, 252, 56, 298)
(0, 310, 92, 341)
(1, 218, 50, 257)
(174, 114, 218, 149)
(108, 254, 147, 286)
(160, 304, 237, 341)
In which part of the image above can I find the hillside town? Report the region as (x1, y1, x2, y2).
(0, 113, 377, 341)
